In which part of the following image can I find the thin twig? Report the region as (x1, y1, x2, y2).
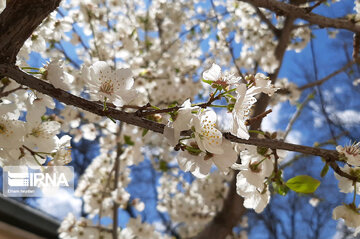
(305, 0, 326, 13)
(112, 122, 123, 239)
(56, 9, 90, 51)
(298, 60, 355, 90)
(245, 109, 272, 126)
(0, 85, 27, 98)
(3, 64, 356, 182)
(253, 6, 280, 37)
(56, 42, 80, 69)
(283, 91, 315, 140)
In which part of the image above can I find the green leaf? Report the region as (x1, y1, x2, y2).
(159, 160, 168, 172)
(142, 129, 149, 137)
(272, 182, 289, 196)
(202, 78, 213, 85)
(151, 105, 160, 110)
(225, 93, 235, 99)
(285, 175, 320, 194)
(124, 135, 135, 146)
(320, 164, 329, 178)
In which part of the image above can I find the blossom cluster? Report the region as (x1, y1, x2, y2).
(0, 0, 354, 237)
(163, 63, 278, 213)
(332, 142, 360, 234)
(0, 87, 71, 168)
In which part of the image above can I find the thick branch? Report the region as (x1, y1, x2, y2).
(2, 63, 356, 237)
(250, 16, 295, 131)
(239, 0, 360, 33)
(195, 15, 296, 239)
(0, 64, 340, 160)
(194, 177, 246, 239)
(0, 64, 166, 133)
(0, 0, 62, 64)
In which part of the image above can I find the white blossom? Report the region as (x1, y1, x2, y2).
(193, 109, 224, 154)
(333, 205, 360, 233)
(0, 117, 25, 150)
(337, 142, 360, 167)
(45, 59, 74, 91)
(203, 63, 240, 86)
(85, 61, 137, 106)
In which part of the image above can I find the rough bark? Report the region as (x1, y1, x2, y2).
(0, 0, 62, 64)
(0, 64, 341, 162)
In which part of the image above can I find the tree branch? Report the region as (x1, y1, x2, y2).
(194, 176, 246, 239)
(238, 0, 360, 33)
(0, 0, 62, 64)
(252, 5, 281, 37)
(298, 60, 356, 91)
(195, 15, 294, 239)
(1, 63, 357, 238)
(0, 85, 27, 98)
(0, 64, 341, 160)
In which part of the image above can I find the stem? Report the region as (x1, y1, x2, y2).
(21, 67, 40, 70)
(107, 116, 116, 123)
(87, 9, 101, 59)
(112, 122, 123, 239)
(103, 97, 108, 111)
(219, 88, 236, 97)
(245, 109, 272, 126)
(212, 88, 219, 98)
(254, 157, 268, 168)
(248, 130, 265, 136)
(179, 136, 192, 141)
(272, 149, 279, 174)
(354, 181, 357, 205)
(209, 104, 227, 108)
(32, 155, 43, 167)
(22, 145, 45, 159)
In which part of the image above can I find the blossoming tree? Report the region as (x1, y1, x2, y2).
(0, 0, 360, 238)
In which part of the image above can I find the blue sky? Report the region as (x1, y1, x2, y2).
(5, 0, 360, 237)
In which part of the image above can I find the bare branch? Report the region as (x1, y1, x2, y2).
(195, 176, 246, 239)
(252, 5, 281, 37)
(0, 64, 341, 160)
(239, 0, 360, 33)
(196, 15, 295, 239)
(112, 124, 123, 239)
(0, 85, 27, 98)
(283, 91, 314, 140)
(298, 60, 356, 90)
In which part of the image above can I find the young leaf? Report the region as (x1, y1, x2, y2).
(202, 78, 213, 85)
(124, 135, 135, 146)
(142, 128, 149, 137)
(159, 160, 168, 172)
(272, 182, 289, 196)
(285, 175, 320, 194)
(320, 164, 329, 178)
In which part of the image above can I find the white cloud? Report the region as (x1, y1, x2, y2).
(35, 188, 82, 220)
(286, 130, 301, 145)
(261, 104, 282, 132)
(331, 110, 360, 127)
(153, 221, 166, 232)
(217, 109, 233, 132)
